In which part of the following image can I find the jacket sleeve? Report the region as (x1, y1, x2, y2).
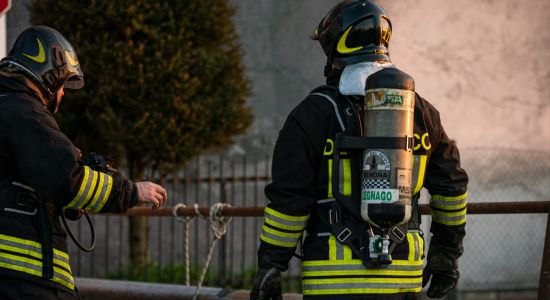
(424, 110, 468, 253)
(3, 97, 138, 213)
(258, 99, 326, 271)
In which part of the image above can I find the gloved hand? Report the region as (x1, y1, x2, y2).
(250, 268, 282, 300)
(63, 208, 83, 221)
(422, 243, 460, 298)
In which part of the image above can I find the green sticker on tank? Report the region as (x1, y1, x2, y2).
(365, 88, 415, 111)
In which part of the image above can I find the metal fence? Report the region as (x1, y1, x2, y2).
(66, 148, 550, 296)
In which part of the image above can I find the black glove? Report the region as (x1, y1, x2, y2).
(422, 243, 460, 298)
(250, 268, 282, 300)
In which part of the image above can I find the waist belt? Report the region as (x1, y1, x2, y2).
(0, 179, 54, 279)
(0, 181, 38, 215)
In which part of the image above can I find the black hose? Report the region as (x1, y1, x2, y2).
(61, 209, 96, 252)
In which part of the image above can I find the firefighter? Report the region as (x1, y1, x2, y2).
(251, 1, 468, 299)
(0, 26, 167, 299)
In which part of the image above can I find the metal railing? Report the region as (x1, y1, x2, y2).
(75, 201, 550, 299)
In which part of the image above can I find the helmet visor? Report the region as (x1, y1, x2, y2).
(346, 16, 391, 49)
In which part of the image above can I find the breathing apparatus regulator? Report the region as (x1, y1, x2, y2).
(61, 152, 117, 252)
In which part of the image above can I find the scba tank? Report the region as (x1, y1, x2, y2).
(361, 67, 415, 229)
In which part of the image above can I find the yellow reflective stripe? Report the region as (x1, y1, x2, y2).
(304, 277, 423, 284)
(92, 174, 113, 212)
(264, 207, 308, 231)
(418, 232, 424, 259)
(303, 269, 423, 277)
(343, 159, 351, 196)
(303, 286, 422, 295)
(303, 277, 423, 295)
(0, 258, 42, 277)
(413, 155, 427, 195)
(260, 234, 296, 248)
(53, 248, 70, 260)
(51, 276, 75, 290)
(87, 173, 114, 212)
(78, 170, 99, 209)
(0, 233, 42, 251)
(0, 243, 41, 260)
(328, 236, 337, 260)
(304, 258, 423, 267)
(431, 193, 468, 210)
(433, 193, 468, 201)
(85, 171, 105, 210)
(53, 266, 75, 289)
(262, 225, 302, 239)
(432, 208, 467, 225)
(407, 233, 415, 261)
(264, 207, 308, 222)
(328, 159, 333, 198)
(0, 234, 71, 269)
(65, 166, 91, 209)
(343, 244, 352, 260)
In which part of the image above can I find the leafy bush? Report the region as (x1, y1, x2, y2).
(29, 0, 252, 173)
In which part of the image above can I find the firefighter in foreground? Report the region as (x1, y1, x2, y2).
(251, 1, 468, 299)
(0, 26, 168, 299)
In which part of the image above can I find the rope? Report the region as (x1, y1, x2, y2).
(172, 203, 194, 286)
(193, 203, 233, 300)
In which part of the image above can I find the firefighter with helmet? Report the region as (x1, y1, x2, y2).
(250, 1, 468, 299)
(0, 26, 168, 299)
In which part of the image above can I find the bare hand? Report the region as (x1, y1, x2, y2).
(135, 181, 168, 209)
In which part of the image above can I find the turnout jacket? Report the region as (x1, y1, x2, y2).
(0, 72, 138, 293)
(258, 85, 468, 298)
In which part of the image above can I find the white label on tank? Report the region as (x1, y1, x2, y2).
(361, 188, 400, 204)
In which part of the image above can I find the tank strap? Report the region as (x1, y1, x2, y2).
(37, 195, 54, 279)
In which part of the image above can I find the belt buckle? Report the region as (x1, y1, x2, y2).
(337, 228, 352, 242)
(391, 226, 405, 242)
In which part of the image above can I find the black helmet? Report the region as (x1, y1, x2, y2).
(312, 0, 392, 68)
(1, 26, 84, 99)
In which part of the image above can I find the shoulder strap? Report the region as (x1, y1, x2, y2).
(309, 85, 357, 134)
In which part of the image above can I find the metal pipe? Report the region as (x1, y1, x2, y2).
(117, 201, 550, 217)
(75, 277, 224, 300)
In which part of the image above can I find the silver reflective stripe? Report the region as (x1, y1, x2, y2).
(303, 282, 421, 290)
(311, 93, 346, 131)
(265, 213, 307, 229)
(3, 208, 37, 216)
(316, 232, 331, 237)
(0, 256, 42, 273)
(432, 213, 466, 223)
(303, 263, 422, 272)
(0, 235, 71, 267)
(335, 240, 344, 260)
(261, 230, 299, 245)
(317, 198, 335, 204)
(0, 237, 42, 254)
(53, 253, 71, 266)
(11, 182, 35, 192)
(431, 198, 466, 209)
(412, 233, 419, 261)
(54, 267, 74, 285)
(89, 172, 111, 211)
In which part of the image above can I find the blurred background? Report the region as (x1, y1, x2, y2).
(1, 0, 549, 299)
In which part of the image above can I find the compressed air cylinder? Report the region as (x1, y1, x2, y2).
(361, 67, 415, 229)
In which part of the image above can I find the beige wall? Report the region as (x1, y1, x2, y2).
(384, 0, 550, 151)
